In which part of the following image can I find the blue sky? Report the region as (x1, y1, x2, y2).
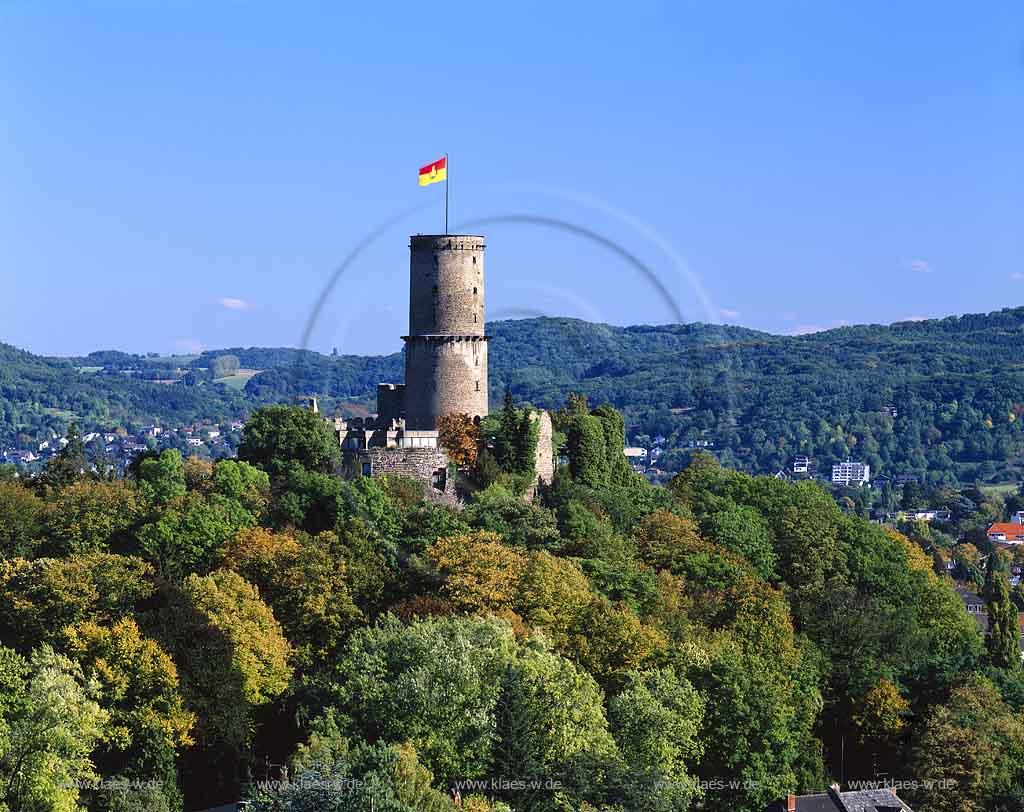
(2, 2, 1021, 356)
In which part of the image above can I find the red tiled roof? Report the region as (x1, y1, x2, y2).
(988, 523, 1024, 538)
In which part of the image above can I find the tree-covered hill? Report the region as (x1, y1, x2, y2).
(0, 343, 251, 445)
(6, 305, 1024, 485)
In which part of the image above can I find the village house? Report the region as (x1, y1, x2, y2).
(832, 459, 871, 486)
(988, 523, 1024, 544)
(624, 447, 647, 470)
(897, 509, 951, 523)
(956, 586, 1024, 653)
(767, 785, 914, 811)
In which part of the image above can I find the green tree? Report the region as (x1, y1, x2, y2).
(0, 553, 154, 652)
(591, 404, 632, 485)
(135, 449, 187, 506)
(42, 479, 143, 555)
(217, 526, 362, 669)
(149, 570, 292, 750)
(464, 484, 561, 550)
(566, 414, 610, 488)
(494, 389, 521, 471)
(0, 645, 108, 812)
(61, 618, 194, 805)
(689, 641, 807, 812)
(239, 405, 340, 476)
(913, 675, 1024, 812)
(482, 392, 540, 488)
(211, 459, 270, 520)
(706, 504, 778, 582)
(136, 491, 253, 579)
(210, 354, 241, 379)
(146, 570, 293, 799)
(568, 596, 666, 689)
(492, 642, 616, 808)
(247, 718, 462, 812)
(984, 552, 1020, 670)
(0, 482, 43, 560)
(400, 502, 470, 555)
(517, 551, 595, 639)
(326, 615, 516, 782)
(608, 667, 705, 811)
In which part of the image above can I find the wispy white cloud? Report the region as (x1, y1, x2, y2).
(903, 258, 933, 274)
(899, 315, 929, 322)
(1011, 272, 1024, 281)
(217, 297, 250, 310)
(719, 307, 741, 320)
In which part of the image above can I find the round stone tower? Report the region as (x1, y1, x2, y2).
(403, 234, 489, 430)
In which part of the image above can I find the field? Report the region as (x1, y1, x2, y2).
(41, 407, 77, 420)
(980, 482, 1021, 498)
(213, 369, 261, 390)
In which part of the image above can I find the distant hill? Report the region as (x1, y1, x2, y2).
(6, 307, 1024, 485)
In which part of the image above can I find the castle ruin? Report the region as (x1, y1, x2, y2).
(321, 233, 553, 498)
(323, 235, 491, 496)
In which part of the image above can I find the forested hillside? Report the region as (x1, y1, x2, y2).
(5, 306, 1024, 485)
(0, 344, 250, 443)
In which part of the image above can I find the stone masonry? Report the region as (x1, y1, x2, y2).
(403, 235, 489, 430)
(531, 410, 554, 491)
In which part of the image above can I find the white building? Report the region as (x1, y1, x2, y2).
(832, 459, 870, 486)
(904, 509, 951, 523)
(624, 447, 648, 470)
(792, 455, 810, 474)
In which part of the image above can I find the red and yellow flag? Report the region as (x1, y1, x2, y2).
(418, 156, 447, 187)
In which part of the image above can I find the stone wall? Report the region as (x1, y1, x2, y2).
(532, 410, 555, 488)
(376, 383, 405, 423)
(343, 446, 457, 504)
(404, 335, 488, 430)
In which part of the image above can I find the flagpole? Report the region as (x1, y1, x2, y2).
(444, 153, 449, 235)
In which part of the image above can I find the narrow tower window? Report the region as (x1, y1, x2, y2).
(473, 287, 477, 295)
(475, 381, 480, 392)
